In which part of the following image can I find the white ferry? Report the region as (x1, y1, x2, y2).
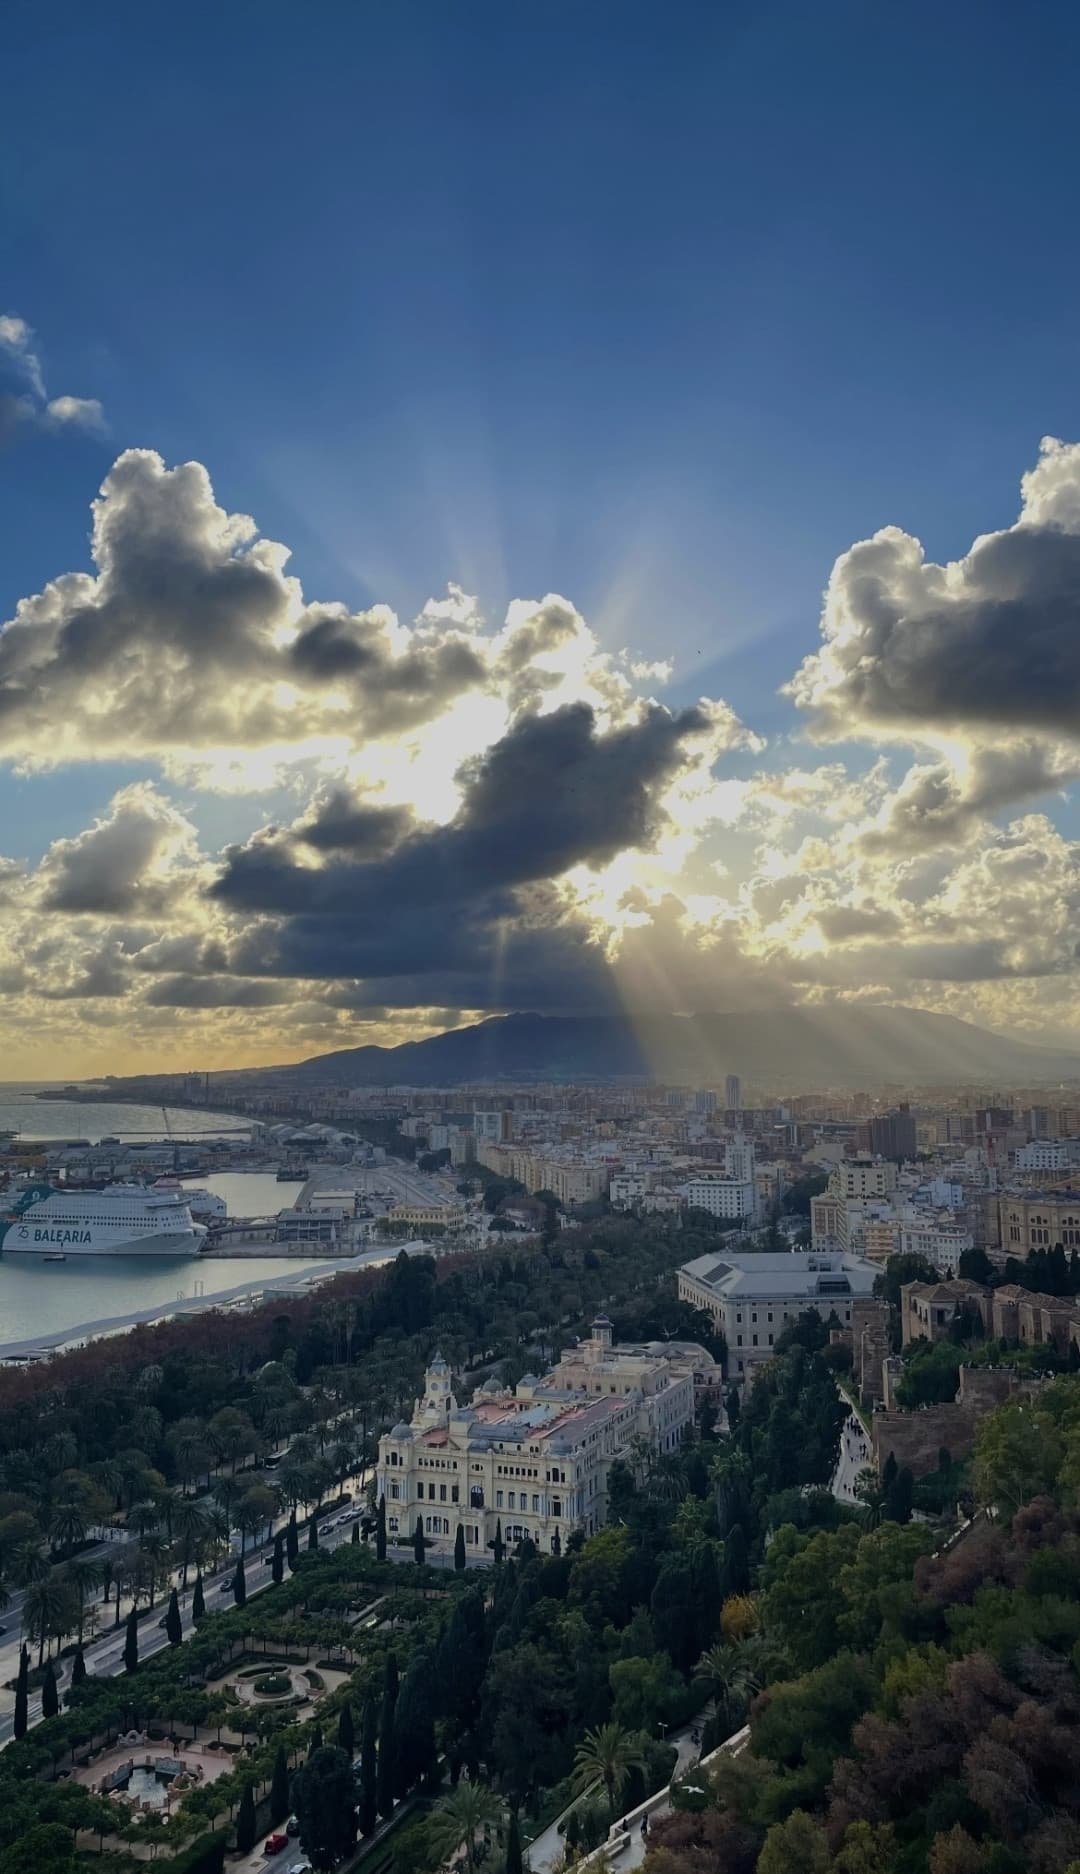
(0, 1183, 207, 1257)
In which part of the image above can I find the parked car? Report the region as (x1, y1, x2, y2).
(287, 1861, 311, 1874)
(264, 1834, 289, 1855)
(285, 1817, 301, 1838)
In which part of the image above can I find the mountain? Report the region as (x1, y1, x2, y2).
(271, 1006, 1080, 1090)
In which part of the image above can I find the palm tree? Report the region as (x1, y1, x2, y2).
(694, 1643, 753, 1728)
(128, 1499, 161, 1542)
(855, 1466, 887, 1530)
(48, 1498, 88, 1559)
(571, 1724, 645, 1824)
(172, 1499, 211, 1587)
(24, 1575, 78, 1666)
(63, 1554, 104, 1642)
(427, 1782, 504, 1874)
(11, 1543, 51, 1589)
(168, 1418, 211, 1494)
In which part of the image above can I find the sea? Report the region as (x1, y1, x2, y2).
(0, 1085, 308, 1350)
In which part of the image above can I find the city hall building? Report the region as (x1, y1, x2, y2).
(376, 1318, 717, 1555)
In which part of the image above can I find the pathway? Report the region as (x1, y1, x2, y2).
(831, 1408, 873, 1505)
(526, 1718, 701, 1874)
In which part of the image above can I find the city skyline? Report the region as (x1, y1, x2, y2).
(5, 3, 1080, 1076)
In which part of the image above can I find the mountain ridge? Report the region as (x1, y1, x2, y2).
(266, 1005, 1080, 1090)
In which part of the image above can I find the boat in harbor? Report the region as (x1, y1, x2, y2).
(0, 1183, 207, 1257)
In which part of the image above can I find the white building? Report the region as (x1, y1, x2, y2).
(376, 1322, 717, 1554)
(610, 1170, 650, 1208)
(1014, 1139, 1080, 1173)
(725, 1075, 742, 1111)
(829, 1159, 899, 1200)
(682, 1175, 757, 1222)
(724, 1135, 756, 1183)
(474, 1110, 512, 1144)
(678, 1249, 879, 1380)
(898, 1215, 973, 1276)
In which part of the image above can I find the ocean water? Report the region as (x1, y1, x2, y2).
(0, 1095, 308, 1348)
(0, 1083, 252, 1144)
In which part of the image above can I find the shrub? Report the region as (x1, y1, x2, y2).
(253, 1673, 292, 1696)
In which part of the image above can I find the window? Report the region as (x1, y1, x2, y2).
(553, 1498, 562, 1517)
(440, 1484, 447, 1502)
(452, 1484, 459, 1503)
(532, 1494, 539, 1512)
(496, 1490, 503, 1508)
(390, 1482, 399, 1500)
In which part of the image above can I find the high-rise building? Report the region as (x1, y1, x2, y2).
(473, 1110, 511, 1143)
(694, 1089, 718, 1115)
(868, 1104, 916, 1161)
(725, 1074, 742, 1111)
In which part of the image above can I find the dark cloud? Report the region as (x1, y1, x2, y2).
(297, 791, 414, 858)
(142, 976, 297, 1008)
(788, 438, 1080, 742)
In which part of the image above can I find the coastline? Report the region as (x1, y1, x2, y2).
(0, 1240, 433, 1361)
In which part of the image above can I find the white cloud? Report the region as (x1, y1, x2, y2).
(0, 311, 106, 437)
(44, 395, 106, 433)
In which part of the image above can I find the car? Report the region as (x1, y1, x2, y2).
(285, 1818, 301, 1838)
(264, 1834, 289, 1855)
(287, 1861, 311, 1874)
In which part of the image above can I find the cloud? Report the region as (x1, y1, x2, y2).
(0, 315, 46, 400)
(44, 395, 106, 433)
(787, 436, 1080, 744)
(0, 312, 106, 438)
(0, 450, 718, 776)
(37, 783, 202, 915)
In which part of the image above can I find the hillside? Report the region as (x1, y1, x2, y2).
(272, 1004, 1080, 1089)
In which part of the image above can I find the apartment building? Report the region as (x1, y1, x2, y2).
(682, 1175, 757, 1221)
(829, 1158, 899, 1201)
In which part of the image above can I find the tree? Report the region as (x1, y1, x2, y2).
(71, 1643, 86, 1687)
(232, 1557, 246, 1608)
(413, 1517, 426, 1564)
(337, 1699, 355, 1757)
(757, 1809, 830, 1874)
(308, 1513, 319, 1552)
(376, 1494, 386, 1563)
(394, 1649, 438, 1795)
(165, 1587, 183, 1647)
(725, 1386, 740, 1433)
(505, 1809, 523, 1874)
(694, 1643, 753, 1728)
(493, 1517, 504, 1565)
(270, 1744, 290, 1825)
(571, 1723, 646, 1824)
(359, 1694, 378, 1836)
(123, 1607, 139, 1674)
(352, 1520, 360, 1544)
(272, 1531, 285, 1584)
(455, 1523, 467, 1571)
(192, 1570, 206, 1622)
(287, 1511, 299, 1571)
(40, 1660, 59, 1719)
(377, 1652, 399, 1819)
(290, 1744, 357, 1871)
(235, 1780, 257, 1856)
(13, 1645, 28, 1739)
(427, 1783, 504, 1874)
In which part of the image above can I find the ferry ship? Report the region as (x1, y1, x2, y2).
(0, 1183, 208, 1257)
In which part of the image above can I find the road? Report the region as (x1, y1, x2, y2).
(0, 1504, 368, 1745)
(527, 1721, 701, 1874)
(832, 1409, 873, 1505)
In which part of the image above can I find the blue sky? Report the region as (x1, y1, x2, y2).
(4, 0, 1080, 1071)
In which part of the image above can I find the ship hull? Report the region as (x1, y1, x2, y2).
(4, 1230, 203, 1257)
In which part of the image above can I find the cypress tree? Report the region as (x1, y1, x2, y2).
(233, 1557, 247, 1608)
(454, 1524, 466, 1571)
(236, 1779, 257, 1855)
(13, 1646, 28, 1739)
(308, 1514, 319, 1551)
(351, 1520, 360, 1544)
(165, 1587, 183, 1647)
(412, 1517, 426, 1564)
(71, 1644, 87, 1687)
(123, 1608, 139, 1674)
(192, 1571, 206, 1622)
(506, 1810, 523, 1874)
(286, 1511, 299, 1571)
(41, 1660, 59, 1719)
(376, 1652, 398, 1819)
(393, 1650, 437, 1796)
(307, 1723, 324, 1758)
(375, 1494, 386, 1563)
(337, 1698, 355, 1757)
(493, 1517, 504, 1564)
(271, 1531, 284, 1585)
(270, 1744, 290, 1824)
(359, 1694, 378, 1836)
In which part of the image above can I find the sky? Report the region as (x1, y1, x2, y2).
(4, 0, 1080, 1077)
